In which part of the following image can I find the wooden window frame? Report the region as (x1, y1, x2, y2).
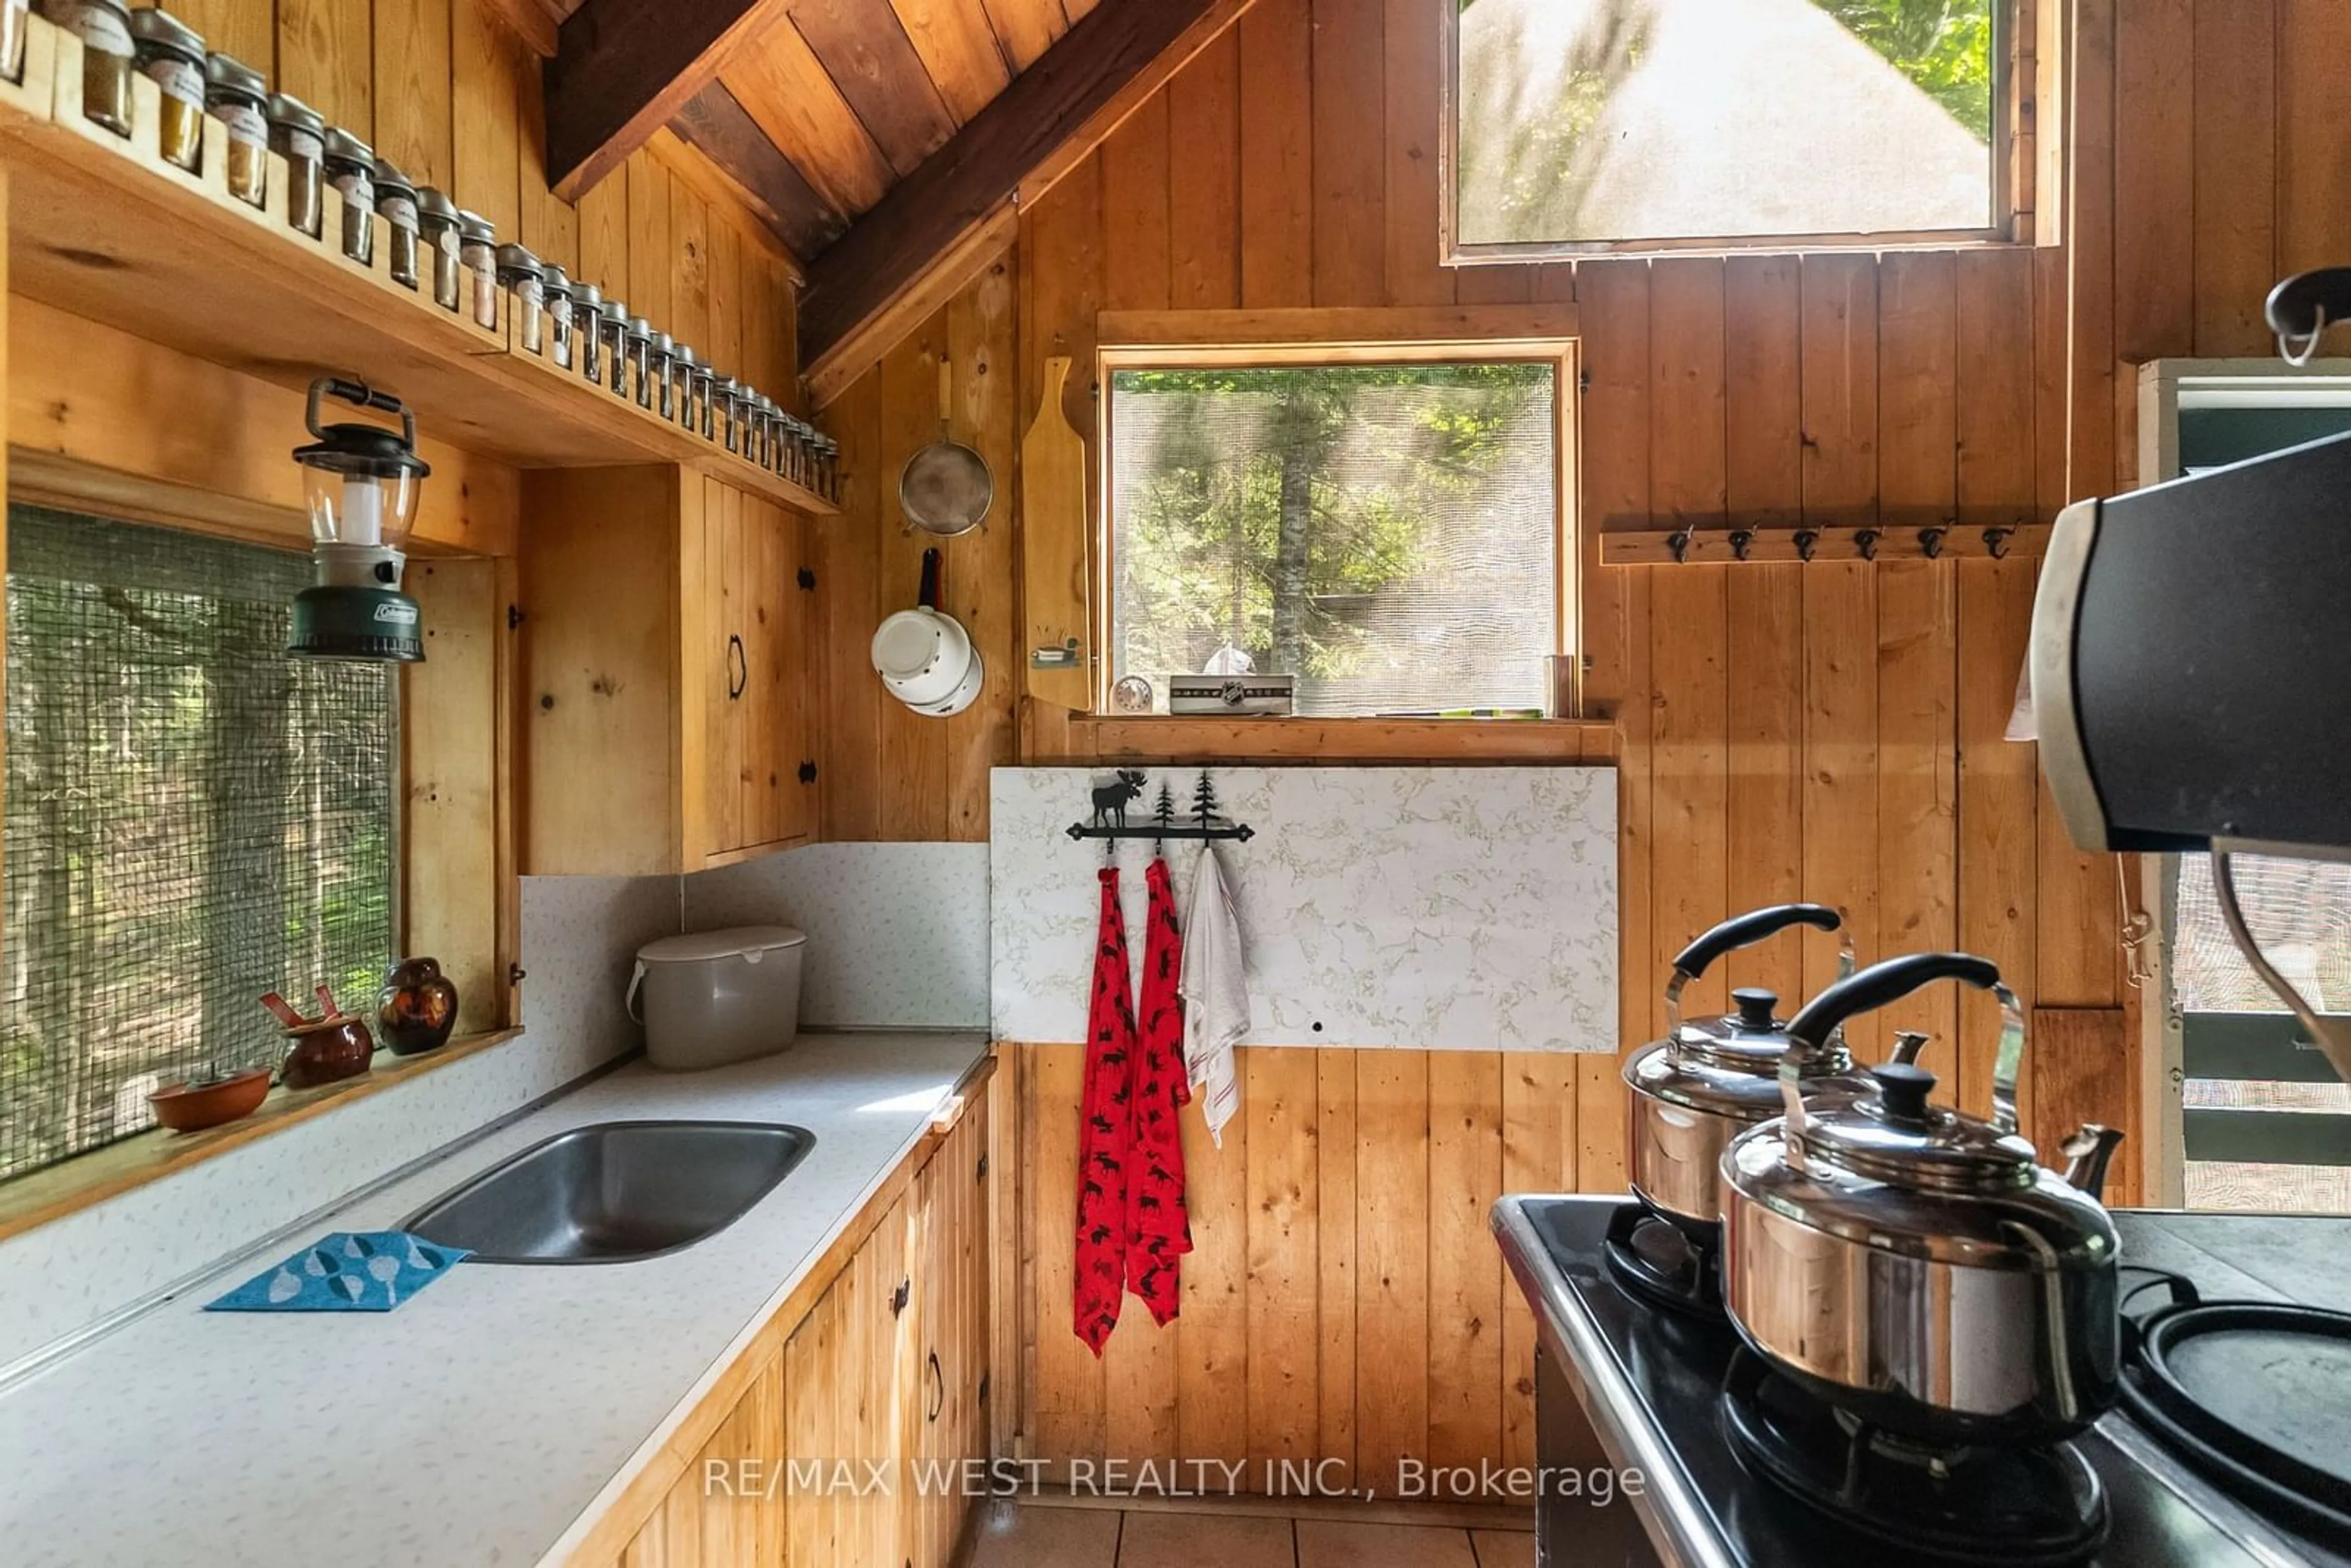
(1439, 0, 2047, 263)
(1090, 305, 1583, 724)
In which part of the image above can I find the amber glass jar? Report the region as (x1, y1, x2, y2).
(128, 7, 205, 170)
(416, 187, 463, 312)
(457, 210, 498, 329)
(266, 92, 328, 239)
(321, 129, 375, 263)
(40, 0, 134, 136)
(372, 157, 419, 288)
(203, 53, 267, 206)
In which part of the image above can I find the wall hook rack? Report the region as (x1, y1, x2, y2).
(1067, 768, 1255, 848)
(1600, 519, 2053, 566)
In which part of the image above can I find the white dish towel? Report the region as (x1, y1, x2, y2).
(1180, 844, 1248, 1146)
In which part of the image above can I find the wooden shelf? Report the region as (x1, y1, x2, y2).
(0, 20, 834, 517)
(1032, 713, 1621, 764)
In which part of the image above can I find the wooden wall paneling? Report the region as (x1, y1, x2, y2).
(516, 39, 582, 276)
(2275, 0, 2351, 279)
(1721, 254, 1804, 1005)
(2028, 1007, 2131, 1197)
(1454, 264, 1534, 306)
(1954, 247, 2041, 1121)
(2064, 0, 2117, 505)
(1874, 252, 1958, 1055)
(1166, 28, 1240, 310)
(2112, 0, 2194, 367)
(817, 369, 885, 840)
(1352, 1050, 1428, 1491)
(454, 0, 526, 240)
(942, 253, 1019, 841)
(2191, 0, 2276, 356)
(577, 168, 628, 295)
(742, 249, 777, 394)
(278, 0, 373, 139)
(877, 311, 953, 839)
(1237, 0, 1311, 308)
(1308, 0, 1384, 307)
(722, 24, 898, 217)
(1796, 254, 1880, 1001)
(373, 0, 454, 188)
(1243, 1050, 1319, 1472)
(2032, 246, 2070, 522)
(403, 558, 504, 1034)
(1498, 1051, 1575, 1471)
(628, 154, 675, 326)
(709, 217, 745, 378)
(1425, 1051, 1502, 1477)
(1646, 258, 1730, 1021)
(1314, 1048, 1359, 1485)
(181, 0, 276, 87)
(1176, 1038, 1250, 1469)
(890, 0, 1014, 124)
(1026, 1043, 1105, 1464)
(1100, 91, 1172, 312)
(790, 0, 959, 178)
(672, 180, 714, 356)
(1380, 0, 1450, 307)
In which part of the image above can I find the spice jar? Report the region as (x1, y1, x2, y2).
(780, 414, 809, 486)
(372, 157, 418, 288)
(496, 244, 545, 355)
(416, 187, 463, 312)
(204, 53, 267, 205)
(129, 7, 205, 170)
(1, 0, 28, 84)
(691, 359, 718, 441)
(266, 92, 328, 239)
(456, 210, 498, 330)
(759, 398, 783, 473)
(814, 433, 840, 500)
(543, 265, 575, 369)
(598, 298, 629, 395)
(650, 332, 677, 421)
(321, 128, 375, 263)
(743, 389, 767, 466)
(672, 345, 700, 430)
(41, 0, 134, 136)
(623, 316, 653, 408)
(573, 280, 604, 384)
(712, 377, 740, 452)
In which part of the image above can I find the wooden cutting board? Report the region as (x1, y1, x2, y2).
(1021, 354, 1092, 711)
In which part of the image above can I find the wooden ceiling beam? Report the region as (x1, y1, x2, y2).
(800, 0, 1258, 370)
(671, 84, 847, 260)
(543, 0, 781, 200)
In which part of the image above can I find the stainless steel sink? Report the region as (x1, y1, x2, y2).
(401, 1120, 814, 1264)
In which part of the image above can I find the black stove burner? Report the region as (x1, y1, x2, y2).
(1602, 1200, 1725, 1320)
(1720, 1349, 2110, 1567)
(2119, 1269, 2351, 1551)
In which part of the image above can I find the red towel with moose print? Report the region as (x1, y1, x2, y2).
(1073, 866, 1139, 1355)
(1125, 857, 1193, 1324)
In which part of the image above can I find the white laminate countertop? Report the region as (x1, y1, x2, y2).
(0, 1030, 992, 1568)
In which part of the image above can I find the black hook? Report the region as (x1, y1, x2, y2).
(1983, 525, 2014, 560)
(1919, 525, 1947, 560)
(1854, 528, 1880, 561)
(1728, 528, 1754, 561)
(1667, 529, 1693, 564)
(1793, 528, 1820, 563)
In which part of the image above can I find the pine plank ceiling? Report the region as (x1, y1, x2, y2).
(596, 0, 1106, 260)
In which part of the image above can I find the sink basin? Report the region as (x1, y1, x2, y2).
(402, 1120, 814, 1264)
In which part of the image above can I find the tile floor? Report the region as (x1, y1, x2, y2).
(964, 1502, 1537, 1568)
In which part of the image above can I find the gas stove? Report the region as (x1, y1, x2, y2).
(1494, 1194, 2351, 1568)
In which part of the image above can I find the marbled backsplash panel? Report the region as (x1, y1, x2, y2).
(0, 874, 679, 1374)
(989, 767, 1617, 1051)
(685, 842, 989, 1029)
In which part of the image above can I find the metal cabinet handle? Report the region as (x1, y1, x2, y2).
(727, 634, 748, 699)
(926, 1351, 944, 1422)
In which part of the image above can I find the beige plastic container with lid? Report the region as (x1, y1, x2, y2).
(628, 926, 806, 1071)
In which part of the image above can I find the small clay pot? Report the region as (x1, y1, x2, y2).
(377, 956, 459, 1056)
(281, 1016, 375, 1089)
(149, 1068, 272, 1132)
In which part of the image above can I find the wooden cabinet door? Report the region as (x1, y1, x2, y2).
(904, 1105, 992, 1568)
(692, 475, 748, 861)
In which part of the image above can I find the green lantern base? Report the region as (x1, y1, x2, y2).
(288, 585, 426, 662)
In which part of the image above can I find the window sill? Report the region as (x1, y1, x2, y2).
(0, 1028, 525, 1244)
(1029, 712, 1620, 765)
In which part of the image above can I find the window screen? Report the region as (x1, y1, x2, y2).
(0, 507, 397, 1182)
(1455, 0, 1999, 247)
(1108, 361, 1560, 717)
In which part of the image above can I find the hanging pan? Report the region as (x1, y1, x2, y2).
(899, 356, 994, 536)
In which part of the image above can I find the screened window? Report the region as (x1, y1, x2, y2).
(1106, 359, 1563, 718)
(1453, 0, 2004, 249)
(0, 508, 397, 1182)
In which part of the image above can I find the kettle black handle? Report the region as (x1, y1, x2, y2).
(1671, 904, 1842, 980)
(1787, 953, 2003, 1051)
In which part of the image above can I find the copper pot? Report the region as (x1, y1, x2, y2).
(281, 1016, 375, 1089)
(149, 1067, 272, 1132)
(377, 956, 459, 1056)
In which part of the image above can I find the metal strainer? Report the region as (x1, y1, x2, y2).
(899, 356, 994, 536)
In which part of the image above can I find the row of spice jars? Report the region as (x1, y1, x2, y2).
(486, 246, 840, 500)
